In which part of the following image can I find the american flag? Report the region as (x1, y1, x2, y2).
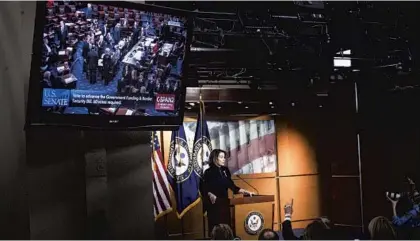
(151, 131, 172, 220)
(184, 120, 277, 175)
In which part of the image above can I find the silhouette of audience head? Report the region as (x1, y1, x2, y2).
(211, 224, 234, 240)
(258, 228, 279, 240)
(368, 216, 396, 240)
(302, 219, 330, 240)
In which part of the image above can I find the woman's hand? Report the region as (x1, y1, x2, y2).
(208, 192, 217, 204)
(239, 189, 256, 196)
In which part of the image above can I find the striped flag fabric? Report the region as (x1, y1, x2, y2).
(228, 120, 276, 174)
(184, 119, 277, 175)
(151, 131, 173, 220)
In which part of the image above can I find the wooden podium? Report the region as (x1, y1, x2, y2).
(230, 195, 275, 240)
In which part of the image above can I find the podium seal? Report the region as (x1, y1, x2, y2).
(244, 211, 264, 235)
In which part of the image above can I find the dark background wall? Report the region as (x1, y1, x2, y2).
(26, 129, 155, 240)
(359, 77, 420, 225)
(0, 1, 35, 239)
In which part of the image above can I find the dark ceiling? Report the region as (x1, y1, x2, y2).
(146, 1, 420, 116)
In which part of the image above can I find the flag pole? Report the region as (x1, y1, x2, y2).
(199, 93, 207, 238)
(176, 128, 185, 239)
(200, 93, 204, 177)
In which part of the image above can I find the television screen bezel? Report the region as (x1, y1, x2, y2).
(26, 0, 192, 130)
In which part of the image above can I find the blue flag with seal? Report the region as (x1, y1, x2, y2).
(167, 124, 201, 218)
(192, 101, 213, 178)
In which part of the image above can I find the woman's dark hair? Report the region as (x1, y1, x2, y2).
(368, 216, 397, 240)
(258, 229, 279, 240)
(302, 219, 330, 240)
(211, 224, 234, 240)
(208, 149, 227, 167)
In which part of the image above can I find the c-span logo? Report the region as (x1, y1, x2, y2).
(192, 136, 212, 177)
(244, 211, 264, 235)
(155, 93, 175, 111)
(168, 137, 193, 183)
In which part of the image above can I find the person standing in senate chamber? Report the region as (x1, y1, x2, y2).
(97, 35, 105, 57)
(87, 46, 99, 84)
(201, 149, 255, 236)
(81, 35, 90, 73)
(58, 20, 68, 50)
(113, 23, 121, 44)
(102, 48, 112, 86)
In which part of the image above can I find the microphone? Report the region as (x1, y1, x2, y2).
(236, 174, 259, 196)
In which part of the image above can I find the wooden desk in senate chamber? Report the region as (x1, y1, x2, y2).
(230, 195, 275, 240)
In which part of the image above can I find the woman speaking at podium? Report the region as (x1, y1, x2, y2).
(201, 149, 255, 235)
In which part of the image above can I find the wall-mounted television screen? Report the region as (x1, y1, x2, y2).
(26, 0, 191, 130)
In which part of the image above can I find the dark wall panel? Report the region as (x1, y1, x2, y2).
(330, 177, 362, 226)
(107, 141, 154, 239)
(26, 129, 86, 239)
(359, 83, 420, 224)
(0, 1, 36, 238)
(26, 129, 154, 239)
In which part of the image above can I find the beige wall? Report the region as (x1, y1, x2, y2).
(157, 116, 322, 237)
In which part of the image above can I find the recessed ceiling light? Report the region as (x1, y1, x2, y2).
(319, 105, 323, 108)
(271, 105, 275, 108)
(269, 101, 273, 105)
(291, 102, 295, 107)
(238, 101, 243, 104)
(217, 106, 222, 109)
(245, 106, 249, 109)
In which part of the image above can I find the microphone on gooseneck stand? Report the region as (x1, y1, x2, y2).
(236, 174, 259, 196)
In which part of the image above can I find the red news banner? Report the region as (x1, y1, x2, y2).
(155, 94, 175, 111)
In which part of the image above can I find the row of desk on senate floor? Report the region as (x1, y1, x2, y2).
(122, 37, 175, 69)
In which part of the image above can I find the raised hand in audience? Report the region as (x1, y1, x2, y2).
(386, 192, 399, 217)
(284, 198, 294, 220)
(282, 198, 298, 240)
(386, 192, 400, 203)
